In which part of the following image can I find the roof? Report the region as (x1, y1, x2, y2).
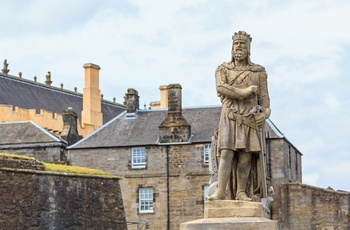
(265, 119, 285, 138)
(0, 73, 125, 123)
(0, 121, 66, 146)
(69, 105, 289, 149)
(69, 106, 222, 149)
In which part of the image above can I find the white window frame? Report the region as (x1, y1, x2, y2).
(204, 185, 209, 208)
(139, 188, 154, 213)
(132, 147, 146, 168)
(203, 144, 211, 164)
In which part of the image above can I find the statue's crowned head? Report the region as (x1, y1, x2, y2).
(231, 31, 253, 63)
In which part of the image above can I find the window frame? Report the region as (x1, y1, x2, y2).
(131, 147, 147, 169)
(203, 144, 211, 165)
(139, 187, 154, 213)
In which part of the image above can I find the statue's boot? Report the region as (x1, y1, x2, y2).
(236, 191, 252, 201)
(208, 189, 226, 201)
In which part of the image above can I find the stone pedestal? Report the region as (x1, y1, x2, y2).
(204, 200, 269, 218)
(180, 200, 278, 230)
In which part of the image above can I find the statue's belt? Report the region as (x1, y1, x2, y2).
(227, 110, 257, 129)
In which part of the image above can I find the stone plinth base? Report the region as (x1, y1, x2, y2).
(204, 200, 268, 218)
(180, 200, 278, 230)
(180, 217, 279, 230)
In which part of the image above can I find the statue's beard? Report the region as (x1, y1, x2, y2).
(232, 49, 248, 61)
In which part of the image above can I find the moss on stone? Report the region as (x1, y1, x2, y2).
(0, 152, 112, 176)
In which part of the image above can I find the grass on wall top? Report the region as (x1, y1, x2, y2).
(0, 152, 112, 177)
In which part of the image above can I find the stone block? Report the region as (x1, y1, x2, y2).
(204, 200, 267, 218)
(180, 217, 279, 230)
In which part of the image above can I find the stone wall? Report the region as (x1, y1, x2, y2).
(276, 183, 350, 230)
(267, 138, 302, 220)
(0, 160, 127, 229)
(69, 144, 210, 230)
(1, 145, 65, 163)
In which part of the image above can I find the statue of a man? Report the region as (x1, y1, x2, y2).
(208, 31, 271, 201)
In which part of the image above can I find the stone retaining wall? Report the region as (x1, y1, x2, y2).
(276, 183, 350, 230)
(0, 159, 127, 229)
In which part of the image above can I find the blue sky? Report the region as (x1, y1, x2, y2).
(1, 0, 349, 191)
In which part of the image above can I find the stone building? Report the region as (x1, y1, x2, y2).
(68, 84, 304, 229)
(0, 121, 67, 162)
(0, 61, 125, 138)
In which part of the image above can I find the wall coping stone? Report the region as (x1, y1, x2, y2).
(283, 182, 350, 194)
(0, 167, 122, 180)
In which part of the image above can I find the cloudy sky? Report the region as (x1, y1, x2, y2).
(1, 0, 349, 191)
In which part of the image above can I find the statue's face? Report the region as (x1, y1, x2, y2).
(232, 39, 248, 61)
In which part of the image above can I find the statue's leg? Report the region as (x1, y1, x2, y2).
(236, 152, 252, 201)
(208, 149, 234, 200)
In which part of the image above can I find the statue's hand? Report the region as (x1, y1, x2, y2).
(240, 85, 258, 98)
(249, 85, 259, 94)
(254, 108, 271, 128)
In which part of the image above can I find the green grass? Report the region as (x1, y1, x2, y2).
(0, 152, 112, 176)
(0, 152, 35, 160)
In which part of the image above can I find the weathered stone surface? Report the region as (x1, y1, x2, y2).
(0, 160, 127, 229)
(204, 200, 268, 218)
(180, 217, 279, 230)
(70, 144, 210, 230)
(209, 30, 271, 201)
(275, 183, 350, 230)
(0, 157, 44, 170)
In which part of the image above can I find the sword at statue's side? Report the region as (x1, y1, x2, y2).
(249, 101, 268, 199)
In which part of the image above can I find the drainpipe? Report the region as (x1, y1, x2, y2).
(166, 145, 170, 230)
(266, 131, 272, 179)
(266, 131, 273, 219)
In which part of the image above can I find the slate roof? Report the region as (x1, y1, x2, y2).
(0, 121, 65, 146)
(69, 106, 222, 149)
(69, 105, 287, 149)
(0, 73, 125, 123)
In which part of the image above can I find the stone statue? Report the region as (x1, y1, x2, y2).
(208, 31, 271, 201)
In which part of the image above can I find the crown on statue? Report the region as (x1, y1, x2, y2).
(232, 31, 252, 42)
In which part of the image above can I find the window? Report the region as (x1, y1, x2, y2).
(203, 144, 211, 164)
(288, 146, 291, 168)
(139, 188, 153, 213)
(204, 185, 209, 208)
(132, 147, 146, 168)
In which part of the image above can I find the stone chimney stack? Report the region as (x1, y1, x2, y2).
(61, 107, 80, 145)
(159, 85, 168, 108)
(159, 84, 191, 143)
(81, 63, 103, 128)
(123, 88, 139, 113)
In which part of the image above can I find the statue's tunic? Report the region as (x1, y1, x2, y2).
(216, 62, 270, 153)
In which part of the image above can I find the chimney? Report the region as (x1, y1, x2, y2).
(81, 63, 103, 128)
(123, 88, 139, 114)
(159, 85, 168, 108)
(159, 84, 191, 143)
(61, 107, 80, 145)
(149, 85, 168, 109)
